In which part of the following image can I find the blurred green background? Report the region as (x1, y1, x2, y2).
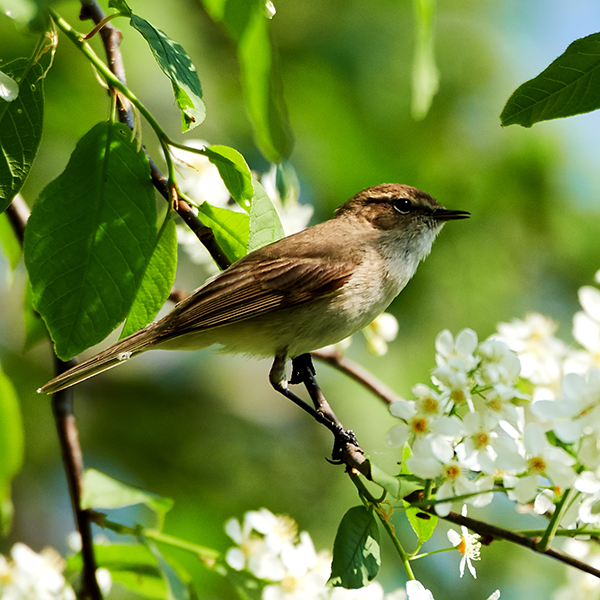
(1, 0, 600, 598)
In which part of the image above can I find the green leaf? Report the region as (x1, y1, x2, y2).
(23, 121, 157, 360)
(108, 0, 132, 17)
(247, 179, 284, 253)
(145, 539, 190, 600)
(369, 460, 400, 500)
(404, 500, 437, 544)
(411, 0, 439, 120)
(0, 58, 44, 213)
(200, 0, 294, 162)
(197, 202, 249, 263)
(0, 212, 21, 271)
(0, 361, 24, 534)
(81, 468, 174, 514)
(23, 280, 48, 350)
(201, 145, 254, 212)
(120, 217, 178, 339)
(126, 13, 205, 132)
(501, 32, 600, 127)
(67, 543, 167, 599)
(329, 506, 380, 589)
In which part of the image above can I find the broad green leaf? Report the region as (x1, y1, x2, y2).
(411, 0, 439, 120)
(0, 212, 21, 271)
(114, 1, 205, 132)
(247, 179, 284, 253)
(0, 58, 44, 213)
(23, 121, 157, 360)
(200, 0, 294, 163)
(197, 202, 249, 263)
(67, 543, 167, 599)
(120, 217, 177, 339)
(108, 0, 131, 15)
(329, 506, 380, 589)
(23, 280, 48, 350)
(0, 361, 24, 533)
(145, 539, 190, 600)
(501, 32, 600, 127)
(81, 468, 174, 514)
(404, 500, 437, 545)
(369, 460, 400, 500)
(202, 145, 254, 212)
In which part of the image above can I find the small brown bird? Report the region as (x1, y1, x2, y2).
(40, 183, 469, 396)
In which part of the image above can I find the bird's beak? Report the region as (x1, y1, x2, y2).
(432, 208, 471, 221)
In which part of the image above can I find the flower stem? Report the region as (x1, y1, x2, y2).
(536, 488, 574, 551)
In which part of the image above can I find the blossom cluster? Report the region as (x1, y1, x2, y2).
(0, 543, 76, 600)
(0, 540, 111, 600)
(225, 508, 406, 600)
(387, 271, 600, 530)
(224, 508, 498, 600)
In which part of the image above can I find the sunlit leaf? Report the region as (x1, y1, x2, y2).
(202, 145, 254, 212)
(0, 58, 44, 213)
(0, 361, 24, 533)
(369, 460, 400, 499)
(197, 202, 249, 263)
(110, 0, 205, 132)
(81, 468, 174, 514)
(329, 506, 380, 589)
(23, 121, 157, 360)
(200, 0, 294, 162)
(145, 539, 190, 600)
(67, 543, 167, 599)
(411, 0, 439, 120)
(247, 178, 284, 253)
(0, 212, 21, 271)
(120, 217, 178, 338)
(404, 500, 437, 544)
(501, 32, 600, 127)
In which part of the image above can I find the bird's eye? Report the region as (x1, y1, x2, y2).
(392, 198, 413, 214)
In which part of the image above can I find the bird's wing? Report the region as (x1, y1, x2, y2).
(158, 257, 356, 337)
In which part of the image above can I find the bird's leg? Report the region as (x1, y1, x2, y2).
(290, 354, 361, 462)
(269, 354, 336, 429)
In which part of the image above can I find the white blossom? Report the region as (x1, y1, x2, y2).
(435, 329, 479, 370)
(0, 543, 76, 600)
(406, 580, 435, 600)
(447, 506, 481, 578)
(494, 313, 567, 386)
(564, 285, 600, 374)
(364, 313, 399, 356)
(0, 70, 18, 102)
(171, 140, 231, 207)
(533, 370, 600, 444)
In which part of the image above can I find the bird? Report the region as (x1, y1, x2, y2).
(39, 183, 469, 397)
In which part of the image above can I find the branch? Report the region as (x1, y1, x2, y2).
(77, 1, 231, 270)
(433, 508, 600, 579)
(311, 348, 402, 406)
(52, 359, 102, 599)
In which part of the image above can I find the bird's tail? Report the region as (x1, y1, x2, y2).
(39, 324, 160, 394)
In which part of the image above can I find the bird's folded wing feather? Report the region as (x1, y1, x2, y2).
(157, 257, 356, 338)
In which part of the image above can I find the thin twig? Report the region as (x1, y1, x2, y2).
(52, 359, 102, 599)
(311, 348, 402, 406)
(432, 508, 600, 579)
